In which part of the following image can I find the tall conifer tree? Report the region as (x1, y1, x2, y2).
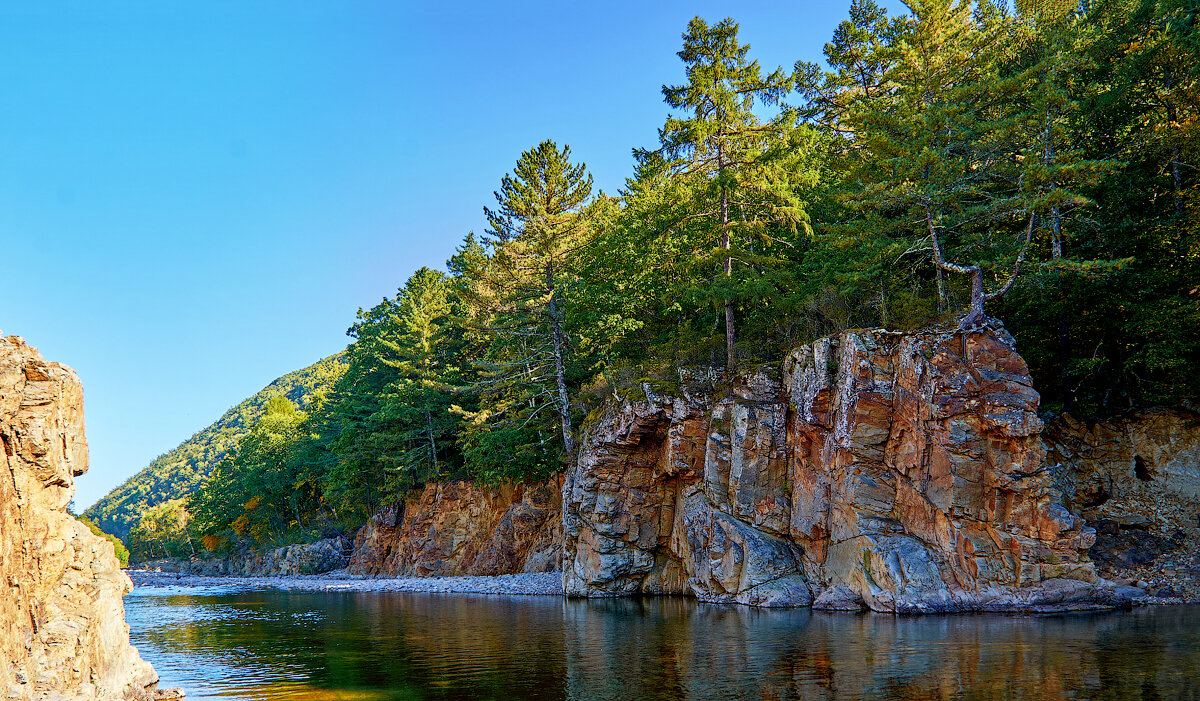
(463, 140, 593, 474)
(652, 17, 812, 370)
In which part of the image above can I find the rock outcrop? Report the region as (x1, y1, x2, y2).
(564, 324, 1138, 612)
(1045, 408, 1200, 601)
(0, 335, 168, 700)
(1045, 408, 1200, 509)
(141, 478, 563, 579)
(349, 478, 562, 577)
(140, 536, 353, 577)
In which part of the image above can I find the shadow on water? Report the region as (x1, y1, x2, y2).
(126, 588, 1200, 701)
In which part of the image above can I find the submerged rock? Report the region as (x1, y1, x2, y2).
(564, 324, 1135, 612)
(0, 335, 174, 700)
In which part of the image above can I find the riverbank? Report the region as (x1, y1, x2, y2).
(128, 569, 1199, 609)
(127, 568, 565, 596)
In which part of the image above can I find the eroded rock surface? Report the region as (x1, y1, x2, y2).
(1046, 408, 1200, 601)
(1046, 408, 1200, 509)
(564, 325, 1135, 612)
(0, 335, 167, 700)
(348, 478, 562, 576)
(141, 536, 353, 577)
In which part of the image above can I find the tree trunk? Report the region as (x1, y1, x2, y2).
(546, 264, 575, 468)
(936, 266, 946, 315)
(927, 207, 1033, 329)
(965, 266, 986, 326)
(1172, 142, 1184, 230)
(927, 207, 986, 326)
(1166, 88, 1184, 238)
(1046, 101, 1070, 407)
(425, 408, 439, 478)
(721, 186, 734, 372)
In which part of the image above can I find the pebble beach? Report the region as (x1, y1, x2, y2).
(127, 569, 566, 596)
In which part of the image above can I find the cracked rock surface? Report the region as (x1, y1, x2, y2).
(563, 324, 1136, 612)
(1, 335, 170, 700)
(347, 478, 563, 577)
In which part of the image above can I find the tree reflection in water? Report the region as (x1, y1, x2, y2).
(127, 588, 1200, 700)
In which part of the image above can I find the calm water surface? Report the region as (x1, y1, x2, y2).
(126, 586, 1200, 700)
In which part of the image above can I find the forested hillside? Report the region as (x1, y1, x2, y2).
(85, 354, 346, 540)
(126, 0, 1197, 562)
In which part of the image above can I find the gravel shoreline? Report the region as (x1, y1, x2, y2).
(126, 569, 565, 596)
(126, 569, 1194, 607)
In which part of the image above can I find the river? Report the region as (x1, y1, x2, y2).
(126, 585, 1200, 700)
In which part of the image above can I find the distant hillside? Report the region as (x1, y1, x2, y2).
(85, 353, 347, 540)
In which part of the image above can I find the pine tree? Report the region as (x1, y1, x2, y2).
(834, 0, 1039, 326)
(463, 140, 593, 475)
(370, 267, 465, 489)
(651, 17, 812, 370)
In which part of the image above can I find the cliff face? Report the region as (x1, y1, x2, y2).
(0, 336, 162, 700)
(141, 478, 563, 579)
(564, 325, 1137, 612)
(349, 478, 562, 577)
(1046, 409, 1200, 509)
(1044, 408, 1200, 599)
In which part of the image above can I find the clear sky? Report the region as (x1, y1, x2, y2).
(0, 1, 883, 509)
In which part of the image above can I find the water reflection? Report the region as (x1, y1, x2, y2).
(126, 587, 1200, 700)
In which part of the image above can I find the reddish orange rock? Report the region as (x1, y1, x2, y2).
(349, 477, 562, 577)
(564, 324, 1137, 612)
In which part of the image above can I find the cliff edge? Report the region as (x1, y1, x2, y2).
(564, 324, 1141, 612)
(0, 335, 166, 700)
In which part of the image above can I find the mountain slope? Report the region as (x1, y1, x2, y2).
(85, 353, 347, 540)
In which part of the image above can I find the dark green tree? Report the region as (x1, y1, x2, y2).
(461, 140, 594, 475)
(651, 16, 813, 369)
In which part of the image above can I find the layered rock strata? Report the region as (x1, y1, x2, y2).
(0, 335, 167, 700)
(564, 324, 1137, 612)
(349, 478, 562, 576)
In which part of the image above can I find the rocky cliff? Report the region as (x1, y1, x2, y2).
(139, 478, 563, 579)
(1045, 408, 1200, 600)
(0, 335, 168, 700)
(563, 324, 1139, 612)
(349, 478, 562, 576)
(1046, 408, 1200, 509)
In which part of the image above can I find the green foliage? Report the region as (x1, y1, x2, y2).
(189, 396, 311, 550)
(319, 265, 473, 517)
(84, 354, 347, 540)
(648, 17, 817, 369)
(459, 140, 595, 479)
(76, 514, 130, 567)
(101, 4, 1196, 558)
(126, 498, 196, 562)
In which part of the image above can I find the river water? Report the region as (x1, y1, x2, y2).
(125, 586, 1200, 700)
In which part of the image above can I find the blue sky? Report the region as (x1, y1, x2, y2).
(0, 1, 884, 509)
